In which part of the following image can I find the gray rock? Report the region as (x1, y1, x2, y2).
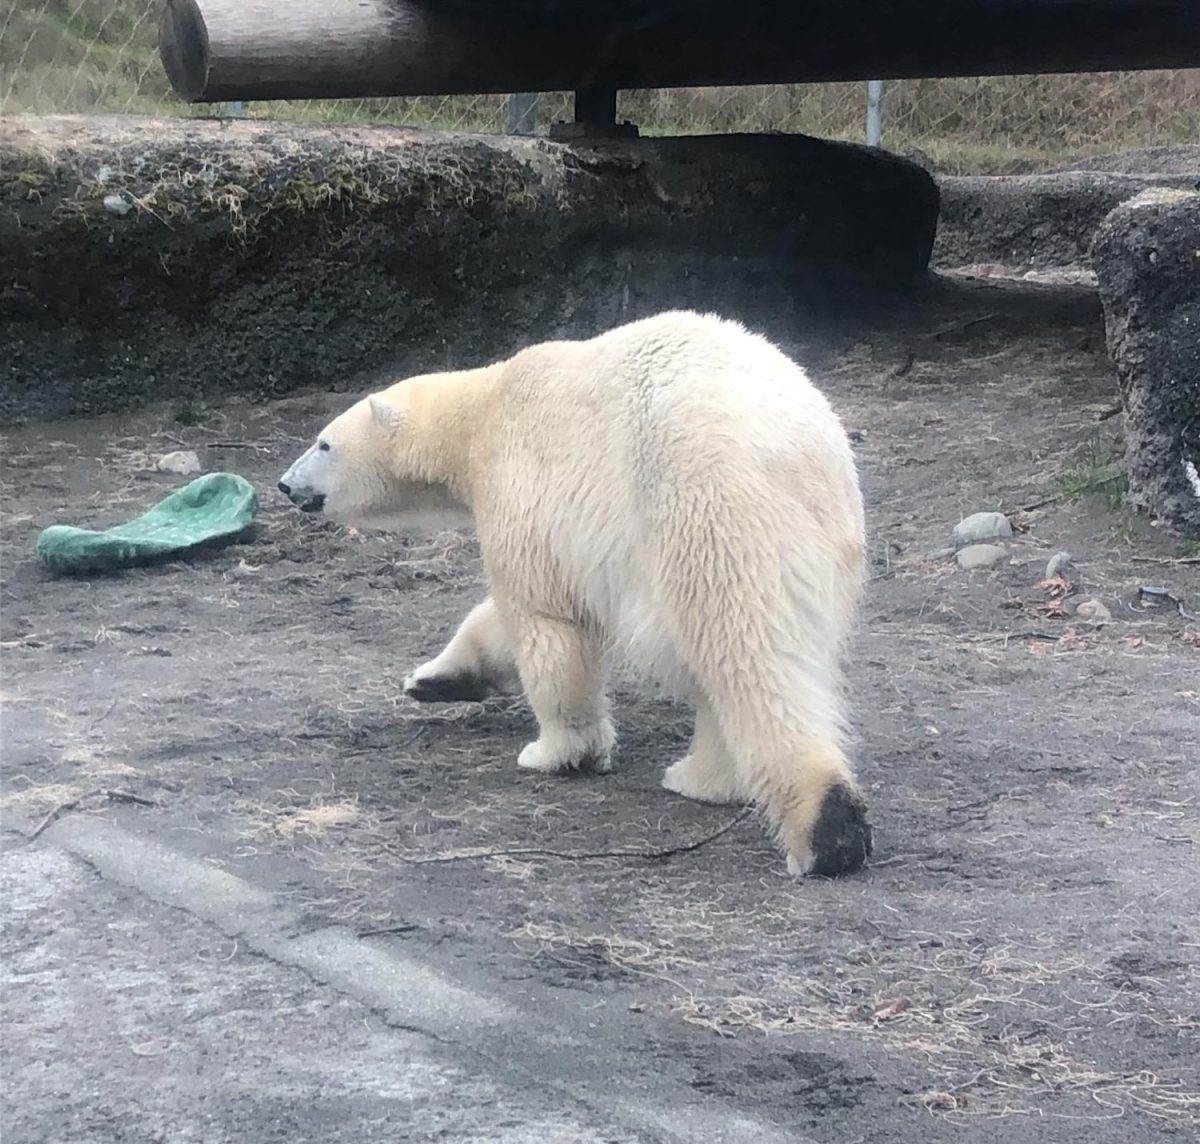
(102, 194, 132, 217)
(1092, 188, 1200, 536)
(156, 450, 202, 476)
(1045, 551, 1073, 579)
(1075, 597, 1113, 624)
(955, 543, 1010, 570)
(952, 512, 1013, 547)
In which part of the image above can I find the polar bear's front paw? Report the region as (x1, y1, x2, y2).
(517, 731, 613, 775)
(403, 661, 493, 704)
(661, 754, 745, 805)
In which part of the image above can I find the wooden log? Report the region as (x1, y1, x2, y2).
(160, 0, 1200, 105)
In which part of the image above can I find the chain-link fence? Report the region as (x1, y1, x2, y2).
(4, 1, 1198, 173)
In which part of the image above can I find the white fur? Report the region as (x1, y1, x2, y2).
(281, 311, 871, 875)
(1185, 458, 1200, 502)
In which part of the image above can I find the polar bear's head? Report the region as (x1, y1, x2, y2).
(277, 395, 397, 521)
(278, 391, 467, 532)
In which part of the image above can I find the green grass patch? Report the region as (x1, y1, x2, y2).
(1055, 431, 1129, 512)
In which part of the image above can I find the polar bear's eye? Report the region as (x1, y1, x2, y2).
(318, 440, 331, 453)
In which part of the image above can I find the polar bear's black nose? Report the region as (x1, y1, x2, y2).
(278, 480, 292, 497)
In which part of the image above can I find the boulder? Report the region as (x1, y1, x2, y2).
(1092, 188, 1200, 536)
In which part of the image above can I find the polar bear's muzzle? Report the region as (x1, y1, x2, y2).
(277, 479, 325, 514)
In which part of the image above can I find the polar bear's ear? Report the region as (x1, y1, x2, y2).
(368, 394, 400, 430)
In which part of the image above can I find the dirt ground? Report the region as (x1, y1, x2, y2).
(3, 269, 1199, 1142)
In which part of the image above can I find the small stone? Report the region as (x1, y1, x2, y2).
(1075, 597, 1112, 624)
(952, 511, 1013, 547)
(1138, 585, 1173, 608)
(1045, 551, 1073, 579)
(955, 543, 1010, 570)
(103, 193, 132, 217)
(156, 450, 201, 476)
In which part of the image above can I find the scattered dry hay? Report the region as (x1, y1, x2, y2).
(897, 1048, 1200, 1125)
(669, 936, 1200, 1126)
(236, 796, 362, 838)
(0, 780, 155, 839)
(61, 747, 138, 778)
(511, 920, 703, 994)
(0, 782, 84, 815)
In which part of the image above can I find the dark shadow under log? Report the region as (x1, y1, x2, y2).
(159, 0, 1200, 104)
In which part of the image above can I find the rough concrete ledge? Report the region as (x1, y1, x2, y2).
(935, 149, 1200, 271)
(0, 115, 937, 422)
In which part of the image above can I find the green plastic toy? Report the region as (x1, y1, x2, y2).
(36, 473, 260, 575)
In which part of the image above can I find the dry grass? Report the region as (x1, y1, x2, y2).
(0, 781, 84, 815)
(510, 920, 703, 995)
(668, 934, 1200, 1124)
(236, 795, 362, 838)
(61, 746, 137, 778)
(627, 72, 1200, 172)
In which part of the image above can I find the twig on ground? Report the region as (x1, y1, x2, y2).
(1017, 464, 1128, 514)
(85, 699, 119, 735)
(386, 807, 754, 865)
(924, 313, 997, 341)
(1015, 493, 1064, 513)
(29, 797, 83, 841)
(357, 923, 422, 938)
(103, 788, 157, 807)
(153, 431, 273, 451)
(27, 787, 156, 841)
(1130, 555, 1200, 566)
(960, 631, 1061, 644)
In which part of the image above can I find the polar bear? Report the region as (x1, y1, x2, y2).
(278, 311, 872, 876)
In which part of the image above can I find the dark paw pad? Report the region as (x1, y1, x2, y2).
(567, 751, 612, 776)
(809, 785, 873, 877)
(404, 672, 493, 703)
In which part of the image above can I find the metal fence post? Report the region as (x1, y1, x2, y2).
(865, 80, 884, 147)
(505, 92, 538, 134)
